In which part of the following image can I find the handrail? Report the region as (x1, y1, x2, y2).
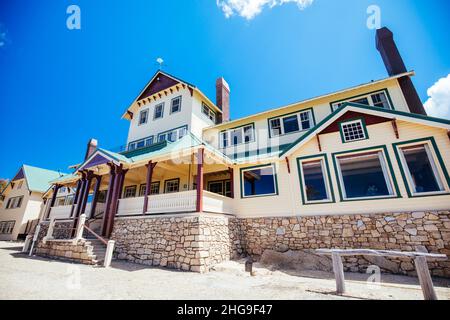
(83, 224, 108, 246)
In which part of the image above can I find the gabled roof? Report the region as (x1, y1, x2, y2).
(4, 165, 65, 193)
(122, 70, 222, 120)
(280, 102, 450, 158)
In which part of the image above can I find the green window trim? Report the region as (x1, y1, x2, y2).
(329, 88, 395, 113)
(239, 163, 279, 199)
(392, 137, 450, 198)
(331, 145, 401, 202)
(339, 117, 370, 144)
(267, 107, 317, 138)
(296, 154, 335, 205)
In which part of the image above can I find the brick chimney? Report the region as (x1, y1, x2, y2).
(216, 77, 230, 123)
(376, 27, 426, 115)
(84, 138, 98, 160)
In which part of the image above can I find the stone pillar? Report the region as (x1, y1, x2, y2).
(89, 175, 102, 219)
(196, 148, 204, 212)
(143, 161, 155, 214)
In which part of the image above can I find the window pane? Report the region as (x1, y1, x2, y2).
(270, 119, 282, 136)
(244, 125, 254, 142)
(402, 145, 442, 193)
(300, 111, 311, 130)
(243, 166, 276, 197)
(338, 152, 392, 199)
(342, 121, 366, 142)
(168, 131, 177, 142)
(139, 110, 148, 124)
(145, 136, 154, 146)
(123, 186, 136, 198)
(158, 134, 166, 142)
(351, 97, 370, 105)
(208, 182, 223, 195)
(220, 132, 228, 148)
(171, 97, 181, 113)
(231, 129, 243, 145)
(136, 140, 145, 148)
(371, 92, 389, 109)
(150, 182, 159, 195)
(302, 160, 329, 201)
(283, 115, 299, 134)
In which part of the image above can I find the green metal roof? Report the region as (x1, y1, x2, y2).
(19, 165, 65, 193)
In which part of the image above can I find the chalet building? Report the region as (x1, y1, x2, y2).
(35, 28, 450, 276)
(0, 165, 64, 241)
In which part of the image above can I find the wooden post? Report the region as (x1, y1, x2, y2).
(196, 148, 204, 212)
(47, 184, 60, 219)
(228, 167, 234, 199)
(101, 164, 116, 236)
(70, 179, 82, 218)
(331, 252, 346, 295)
(143, 161, 155, 214)
(89, 175, 102, 219)
(414, 246, 438, 300)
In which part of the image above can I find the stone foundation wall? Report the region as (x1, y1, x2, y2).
(238, 211, 450, 277)
(35, 239, 98, 265)
(36, 221, 74, 242)
(111, 214, 242, 273)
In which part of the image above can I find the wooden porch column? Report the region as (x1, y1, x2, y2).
(196, 148, 204, 212)
(101, 164, 117, 236)
(46, 184, 60, 219)
(70, 179, 82, 218)
(74, 172, 87, 218)
(80, 171, 94, 215)
(143, 161, 156, 214)
(106, 165, 127, 238)
(228, 167, 234, 199)
(89, 175, 102, 219)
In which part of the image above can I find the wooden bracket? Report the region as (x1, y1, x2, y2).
(285, 157, 291, 174)
(391, 118, 399, 139)
(316, 134, 322, 152)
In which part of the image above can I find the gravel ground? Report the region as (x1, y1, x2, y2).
(1, 241, 449, 300)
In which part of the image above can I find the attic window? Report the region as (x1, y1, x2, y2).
(331, 90, 392, 111)
(340, 119, 368, 143)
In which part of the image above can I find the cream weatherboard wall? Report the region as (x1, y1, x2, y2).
(203, 78, 410, 157)
(0, 179, 45, 241)
(229, 121, 450, 218)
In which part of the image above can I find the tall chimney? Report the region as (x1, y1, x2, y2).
(216, 77, 230, 123)
(376, 27, 426, 115)
(84, 138, 98, 160)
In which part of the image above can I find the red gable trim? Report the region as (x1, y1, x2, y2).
(138, 73, 180, 101)
(319, 111, 392, 135)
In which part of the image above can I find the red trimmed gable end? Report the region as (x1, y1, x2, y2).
(319, 111, 392, 135)
(137, 73, 180, 101)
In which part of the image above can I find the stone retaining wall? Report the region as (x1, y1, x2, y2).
(238, 211, 450, 277)
(36, 221, 74, 242)
(35, 239, 98, 265)
(111, 214, 242, 273)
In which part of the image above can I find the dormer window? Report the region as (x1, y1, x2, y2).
(331, 90, 392, 111)
(139, 109, 148, 125)
(154, 103, 164, 120)
(171, 96, 182, 114)
(269, 109, 313, 137)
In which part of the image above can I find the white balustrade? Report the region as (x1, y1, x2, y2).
(147, 190, 197, 214)
(203, 191, 234, 214)
(117, 196, 145, 216)
(48, 205, 73, 219)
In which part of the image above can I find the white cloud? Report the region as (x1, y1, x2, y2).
(424, 74, 450, 120)
(217, 0, 314, 20)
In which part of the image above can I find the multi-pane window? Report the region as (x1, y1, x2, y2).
(154, 103, 164, 119)
(123, 186, 137, 198)
(299, 159, 332, 203)
(207, 180, 232, 198)
(202, 103, 216, 123)
(171, 96, 182, 114)
(139, 182, 160, 196)
(331, 90, 392, 111)
(5, 196, 23, 209)
(335, 151, 395, 200)
(0, 221, 15, 234)
(65, 195, 75, 206)
(55, 197, 66, 207)
(398, 144, 445, 195)
(139, 109, 149, 125)
(269, 110, 313, 137)
(220, 124, 255, 148)
(241, 165, 277, 198)
(340, 119, 367, 142)
(128, 136, 154, 151)
(158, 126, 188, 143)
(164, 179, 179, 193)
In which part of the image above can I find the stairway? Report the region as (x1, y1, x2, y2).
(85, 237, 107, 265)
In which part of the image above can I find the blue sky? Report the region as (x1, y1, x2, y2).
(0, 0, 449, 179)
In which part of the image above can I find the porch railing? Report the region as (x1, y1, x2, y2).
(48, 205, 73, 220)
(147, 190, 197, 214)
(203, 191, 234, 214)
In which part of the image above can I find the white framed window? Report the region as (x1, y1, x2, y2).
(0, 221, 15, 234)
(202, 103, 216, 123)
(154, 103, 164, 120)
(123, 186, 137, 198)
(241, 164, 278, 198)
(220, 124, 255, 148)
(340, 119, 368, 142)
(269, 110, 313, 137)
(298, 158, 333, 204)
(331, 90, 392, 111)
(397, 143, 446, 196)
(158, 126, 188, 143)
(139, 109, 149, 125)
(6, 196, 23, 209)
(128, 135, 154, 151)
(164, 179, 179, 193)
(335, 150, 395, 200)
(171, 96, 182, 114)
